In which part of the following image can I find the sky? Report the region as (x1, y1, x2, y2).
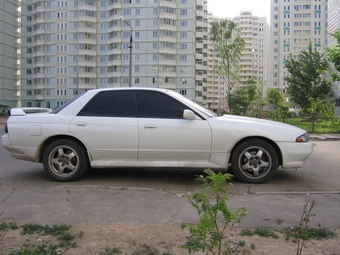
(207, 0, 271, 21)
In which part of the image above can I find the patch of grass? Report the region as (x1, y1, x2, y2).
(21, 223, 71, 236)
(0, 221, 18, 231)
(238, 240, 246, 247)
(131, 244, 158, 255)
(240, 228, 279, 239)
(282, 118, 340, 133)
(7, 242, 67, 255)
(99, 245, 123, 255)
(58, 231, 74, 241)
(282, 226, 337, 241)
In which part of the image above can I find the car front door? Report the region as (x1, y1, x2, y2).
(69, 90, 138, 166)
(136, 91, 212, 162)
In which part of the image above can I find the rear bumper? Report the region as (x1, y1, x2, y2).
(1, 134, 39, 162)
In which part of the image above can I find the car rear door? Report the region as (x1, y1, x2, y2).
(69, 90, 138, 165)
(136, 90, 212, 162)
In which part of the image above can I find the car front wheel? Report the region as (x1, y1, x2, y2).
(231, 139, 278, 183)
(43, 139, 89, 181)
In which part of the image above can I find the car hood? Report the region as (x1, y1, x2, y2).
(212, 114, 308, 142)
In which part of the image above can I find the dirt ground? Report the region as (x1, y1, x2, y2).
(1, 223, 339, 255)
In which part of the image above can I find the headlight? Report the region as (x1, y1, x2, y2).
(296, 133, 310, 142)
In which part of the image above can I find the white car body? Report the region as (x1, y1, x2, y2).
(1, 88, 313, 183)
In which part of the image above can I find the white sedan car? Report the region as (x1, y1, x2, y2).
(1, 88, 313, 183)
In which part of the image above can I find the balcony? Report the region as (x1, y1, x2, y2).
(159, 0, 176, 8)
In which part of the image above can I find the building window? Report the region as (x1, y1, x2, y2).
(180, 55, 187, 61)
(180, 21, 187, 26)
(180, 10, 188, 15)
(180, 90, 187, 95)
(180, 32, 187, 38)
(180, 44, 187, 50)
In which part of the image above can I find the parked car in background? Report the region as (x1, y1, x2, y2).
(1, 88, 313, 183)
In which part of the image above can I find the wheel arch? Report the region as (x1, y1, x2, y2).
(38, 135, 89, 163)
(229, 136, 283, 167)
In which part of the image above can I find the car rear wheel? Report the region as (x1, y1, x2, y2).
(43, 139, 89, 181)
(231, 139, 278, 183)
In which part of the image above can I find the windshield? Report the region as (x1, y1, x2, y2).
(168, 90, 217, 117)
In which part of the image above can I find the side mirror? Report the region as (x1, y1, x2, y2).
(183, 109, 201, 120)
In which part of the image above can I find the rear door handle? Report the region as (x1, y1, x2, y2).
(75, 122, 87, 127)
(144, 124, 157, 130)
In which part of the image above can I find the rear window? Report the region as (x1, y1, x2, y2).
(77, 90, 137, 117)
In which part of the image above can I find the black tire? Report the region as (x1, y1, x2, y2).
(231, 139, 278, 183)
(43, 139, 89, 181)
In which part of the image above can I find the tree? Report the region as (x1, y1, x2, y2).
(285, 42, 333, 113)
(230, 79, 263, 116)
(327, 31, 340, 82)
(210, 19, 245, 112)
(181, 169, 246, 255)
(306, 97, 335, 132)
(267, 88, 289, 120)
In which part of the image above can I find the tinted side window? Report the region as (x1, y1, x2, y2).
(136, 91, 186, 118)
(78, 91, 137, 117)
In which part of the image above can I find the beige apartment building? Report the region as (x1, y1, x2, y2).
(206, 11, 269, 113)
(19, 0, 209, 109)
(0, 0, 21, 113)
(269, 0, 328, 107)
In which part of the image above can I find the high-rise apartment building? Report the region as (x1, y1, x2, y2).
(20, 0, 208, 109)
(206, 11, 268, 113)
(328, 0, 340, 45)
(269, 0, 328, 106)
(328, 0, 340, 116)
(0, 0, 21, 113)
(234, 11, 269, 98)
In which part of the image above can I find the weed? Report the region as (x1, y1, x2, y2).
(7, 241, 68, 255)
(282, 226, 337, 241)
(238, 240, 246, 247)
(99, 245, 122, 255)
(0, 222, 18, 231)
(280, 200, 336, 255)
(181, 169, 247, 255)
(240, 228, 279, 239)
(58, 231, 74, 241)
(21, 224, 71, 236)
(131, 243, 158, 255)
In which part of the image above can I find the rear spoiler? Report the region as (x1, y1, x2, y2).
(10, 108, 52, 116)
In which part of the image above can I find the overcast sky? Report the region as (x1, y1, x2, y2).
(207, 0, 271, 21)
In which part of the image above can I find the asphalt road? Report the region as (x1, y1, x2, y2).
(0, 126, 339, 229)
